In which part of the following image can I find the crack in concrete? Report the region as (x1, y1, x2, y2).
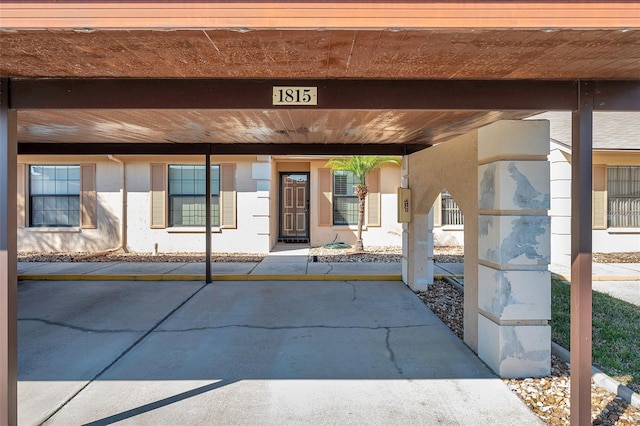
(155, 324, 432, 333)
(18, 317, 146, 333)
(325, 263, 334, 275)
(385, 327, 404, 376)
(345, 280, 357, 302)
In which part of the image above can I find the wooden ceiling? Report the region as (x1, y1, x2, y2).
(17, 109, 535, 146)
(2, 3, 639, 151)
(2, 29, 639, 80)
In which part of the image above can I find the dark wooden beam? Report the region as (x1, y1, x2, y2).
(10, 79, 579, 111)
(0, 77, 18, 426)
(18, 142, 428, 156)
(594, 81, 640, 111)
(570, 80, 593, 426)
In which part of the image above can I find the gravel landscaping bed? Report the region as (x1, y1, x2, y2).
(419, 279, 640, 425)
(17, 251, 265, 263)
(308, 245, 463, 263)
(593, 252, 640, 263)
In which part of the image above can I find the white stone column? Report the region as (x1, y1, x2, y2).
(477, 120, 551, 378)
(402, 156, 434, 291)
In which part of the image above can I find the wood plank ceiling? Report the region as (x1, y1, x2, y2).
(2, 28, 639, 148)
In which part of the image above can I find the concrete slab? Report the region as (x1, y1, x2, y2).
(170, 262, 259, 275)
(18, 262, 116, 275)
(17, 262, 50, 274)
(306, 262, 401, 276)
(250, 261, 308, 275)
(593, 281, 640, 307)
(20, 279, 541, 425)
(18, 280, 205, 425)
(87, 262, 188, 275)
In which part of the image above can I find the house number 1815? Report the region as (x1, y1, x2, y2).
(273, 87, 318, 106)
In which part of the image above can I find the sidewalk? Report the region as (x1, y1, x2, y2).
(18, 245, 403, 282)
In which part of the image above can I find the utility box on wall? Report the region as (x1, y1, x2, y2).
(397, 187, 411, 223)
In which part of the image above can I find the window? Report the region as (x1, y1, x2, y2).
(333, 170, 358, 225)
(29, 165, 80, 227)
(608, 166, 640, 228)
(441, 189, 464, 226)
(168, 165, 220, 227)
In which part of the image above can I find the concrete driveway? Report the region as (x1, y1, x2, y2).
(18, 279, 541, 425)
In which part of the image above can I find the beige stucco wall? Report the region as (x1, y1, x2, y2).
(18, 155, 273, 254)
(17, 154, 403, 254)
(17, 155, 122, 252)
(550, 149, 640, 264)
(308, 160, 402, 248)
(407, 131, 479, 351)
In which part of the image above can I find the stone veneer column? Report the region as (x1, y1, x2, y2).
(402, 157, 434, 291)
(477, 120, 551, 378)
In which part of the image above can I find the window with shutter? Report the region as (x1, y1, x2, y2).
(28, 164, 82, 227)
(607, 166, 640, 228)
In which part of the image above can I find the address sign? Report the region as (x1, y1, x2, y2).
(273, 86, 318, 106)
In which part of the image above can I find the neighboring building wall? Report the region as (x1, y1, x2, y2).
(549, 145, 572, 266)
(549, 148, 640, 267)
(432, 192, 464, 246)
(592, 151, 640, 253)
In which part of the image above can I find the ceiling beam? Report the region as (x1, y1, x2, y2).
(17, 142, 428, 156)
(10, 79, 581, 111)
(594, 81, 640, 111)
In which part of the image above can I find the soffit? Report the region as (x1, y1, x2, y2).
(17, 109, 535, 146)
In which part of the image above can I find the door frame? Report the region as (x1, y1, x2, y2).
(278, 171, 310, 243)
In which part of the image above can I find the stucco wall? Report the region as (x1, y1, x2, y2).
(308, 160, 403, 248)
(18, 154, 403, 254)
(549, 148, 640, 266)
(407, 131, 479, 351)
(17, 155, 122, 252)
(18, 155, 273, 254)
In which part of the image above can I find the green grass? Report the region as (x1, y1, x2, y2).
(550, 279, 640, 392)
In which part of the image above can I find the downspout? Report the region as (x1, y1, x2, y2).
(73, 155, 127, 260)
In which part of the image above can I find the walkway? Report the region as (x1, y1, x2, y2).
(18, 244, 403, 282)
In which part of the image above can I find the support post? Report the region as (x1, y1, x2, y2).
(205, 154, 212, 283)
(1, 77, 18, 426)
(570, 81, 593, 426)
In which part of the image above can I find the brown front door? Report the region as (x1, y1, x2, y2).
(279, 173, 309, 242)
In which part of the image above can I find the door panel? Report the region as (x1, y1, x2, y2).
(280, 173, 309, 241)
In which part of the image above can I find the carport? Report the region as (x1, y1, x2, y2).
(2, 2, 640, 424)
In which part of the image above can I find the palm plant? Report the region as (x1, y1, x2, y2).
(326, 155, 401, 251)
